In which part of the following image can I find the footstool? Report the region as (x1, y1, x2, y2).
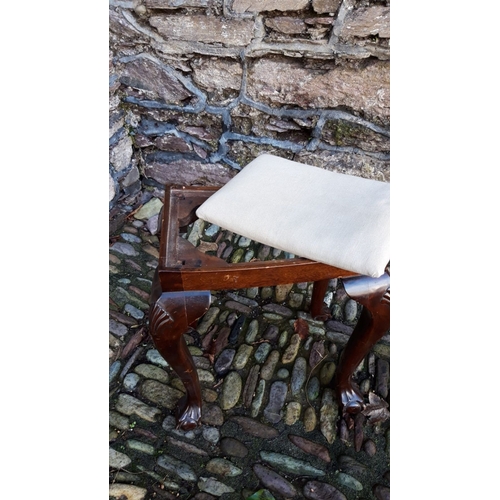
(149, 154, 390, 430)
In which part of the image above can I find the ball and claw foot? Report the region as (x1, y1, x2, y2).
(175, 395, 202, 431)
(338, 384, 365, 415)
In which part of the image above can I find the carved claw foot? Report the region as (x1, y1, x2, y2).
(337, 382, 365, 415)
(175, 394, 202, 431)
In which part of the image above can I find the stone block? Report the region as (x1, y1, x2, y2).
(232, 0, 309, 13)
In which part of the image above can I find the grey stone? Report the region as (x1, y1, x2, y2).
(282, 334, 301, 364)
(219, 437, 248, 458)
(109, 448, 132, 469)
(253, 464, 298, 498)
(146, 349, 169, 368)
(120, 232, 142, 243)
(254, 342, 271, 363)
(109, 361, 121, 384)
(110, 135, 133, 172)
(157, 454, 198, 482)
(230, 416, 279, 439)
(277, 368, 289, 379)
(133, 363, 169, 383)
(303, 480, 347, 500)
(260, 451, 326, 477)
(109, 411, 130, 431)
(263, 381, 288, 423)
(110, 242, 139, 256)
(232, 0, 308, 12)
(115, 394, 162, 422)
(232, 344, 253, 369)
(221, 371, 242, 410)
(202, 426, 220, 444)
(306, 376, 320, 401)
(109, 484, 147, 500)
(123, 373, 141, 391)
(251, 379, 266, 417)
(139, 379, 184, 409)
(291, 357, 307, 396)
(206, 458, 243, 477)
(197, 477, 235, 496)
(245, 319, 260, 343)
(109, 319, 128, 337)
(127, 439, 155, 455)
(261, 350, 280, 380)
(150, 15, 254, 45)
(124, 303, 145, 319)
(336, 472, 363, 491)
(341, 6, 390, 39)
(214, 349, 236, 375)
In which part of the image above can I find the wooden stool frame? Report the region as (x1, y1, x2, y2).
(149, 185, 390, 430)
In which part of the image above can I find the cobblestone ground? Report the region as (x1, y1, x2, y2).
(109, 214, 390, 500)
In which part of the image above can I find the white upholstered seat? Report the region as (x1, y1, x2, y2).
(196, 154, 390, 278)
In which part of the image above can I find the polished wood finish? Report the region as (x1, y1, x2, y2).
(149, 185, 390, 429)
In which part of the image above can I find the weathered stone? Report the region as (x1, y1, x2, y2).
(154, 134, 192, 152)
(201, 404, 224, 426)
(338, 455, 368, 477)
(232, 0, 308, 13)
(254, 342, 271, 363)
(289, 434, 331, 463)
(164, 436, 210, 457)
(340, 6, 390, 39)
(146, 349, 169, 368)
(373, 485, 390, 500)
(260, 451, 326, 477)
(192, 58, 243, 103)
(230, 416, 279, 439)
(303, 406, 317, 432)
(221, 371, 242, 410)
(265, 17, 306, 35)
(263, 381, 288, 423)
(114, 394, 162, 422)
(291, 357, 307, 395)
(197, 477, 235, 496)
(260, 350, 280, 380)
(344, 299, 358, 322)
(110, 135, 133, 172)
(109, 319, 128, 337)
(109, 484, 147, 500)
(232, 343, 253, 369)
(202, 426, 220, 444)
(110, 242, 139, 257)
(144, 158, 235, 187)
(336, 472, 363, 491)
(134, 363, 169, 384)
(145, 0, 209, 8)
(312, 0, 342, 14)
(121, 57, 192, 105)
(206, 458, 243, 477)
(303, 480, 347, 500)
(248, 59, 390, 124)
(150, 15, 254, 45)
(242, 364, 261, 408)
(214, 348, 236, 375)
(319, 361, 336, 386)
(282, 334, 301, 364)
(139, 380, 184, 409)
(251, 379, 266, 417)
(262, 303, 293, 317)
(320, 389, 338, 444)
(123, 373, 140, 391)
(109, 448, 132, 469)
(197, 307, 220, 335)
(284, 402, 301, 425)
(109, 411, 130, 431)
(157, 454, 198, 482)
(126, 439, 156, 455)
(252, 464, 298, 498)
(219, 437, 248, 458)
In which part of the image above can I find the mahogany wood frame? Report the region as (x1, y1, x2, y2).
(149, 185, 390, 430)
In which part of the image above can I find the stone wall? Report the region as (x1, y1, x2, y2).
(109, 0, 390, 215)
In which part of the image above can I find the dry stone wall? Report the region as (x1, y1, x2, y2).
(109, 0, 390, 211)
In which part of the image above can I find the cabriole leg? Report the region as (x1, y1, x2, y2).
(334, 271, 390, 415)
(149, 271, 211, 430)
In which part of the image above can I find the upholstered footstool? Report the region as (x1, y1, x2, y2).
(149, 154, 390, 430)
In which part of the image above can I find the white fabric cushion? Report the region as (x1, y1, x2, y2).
(196, 154, 390, 278)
